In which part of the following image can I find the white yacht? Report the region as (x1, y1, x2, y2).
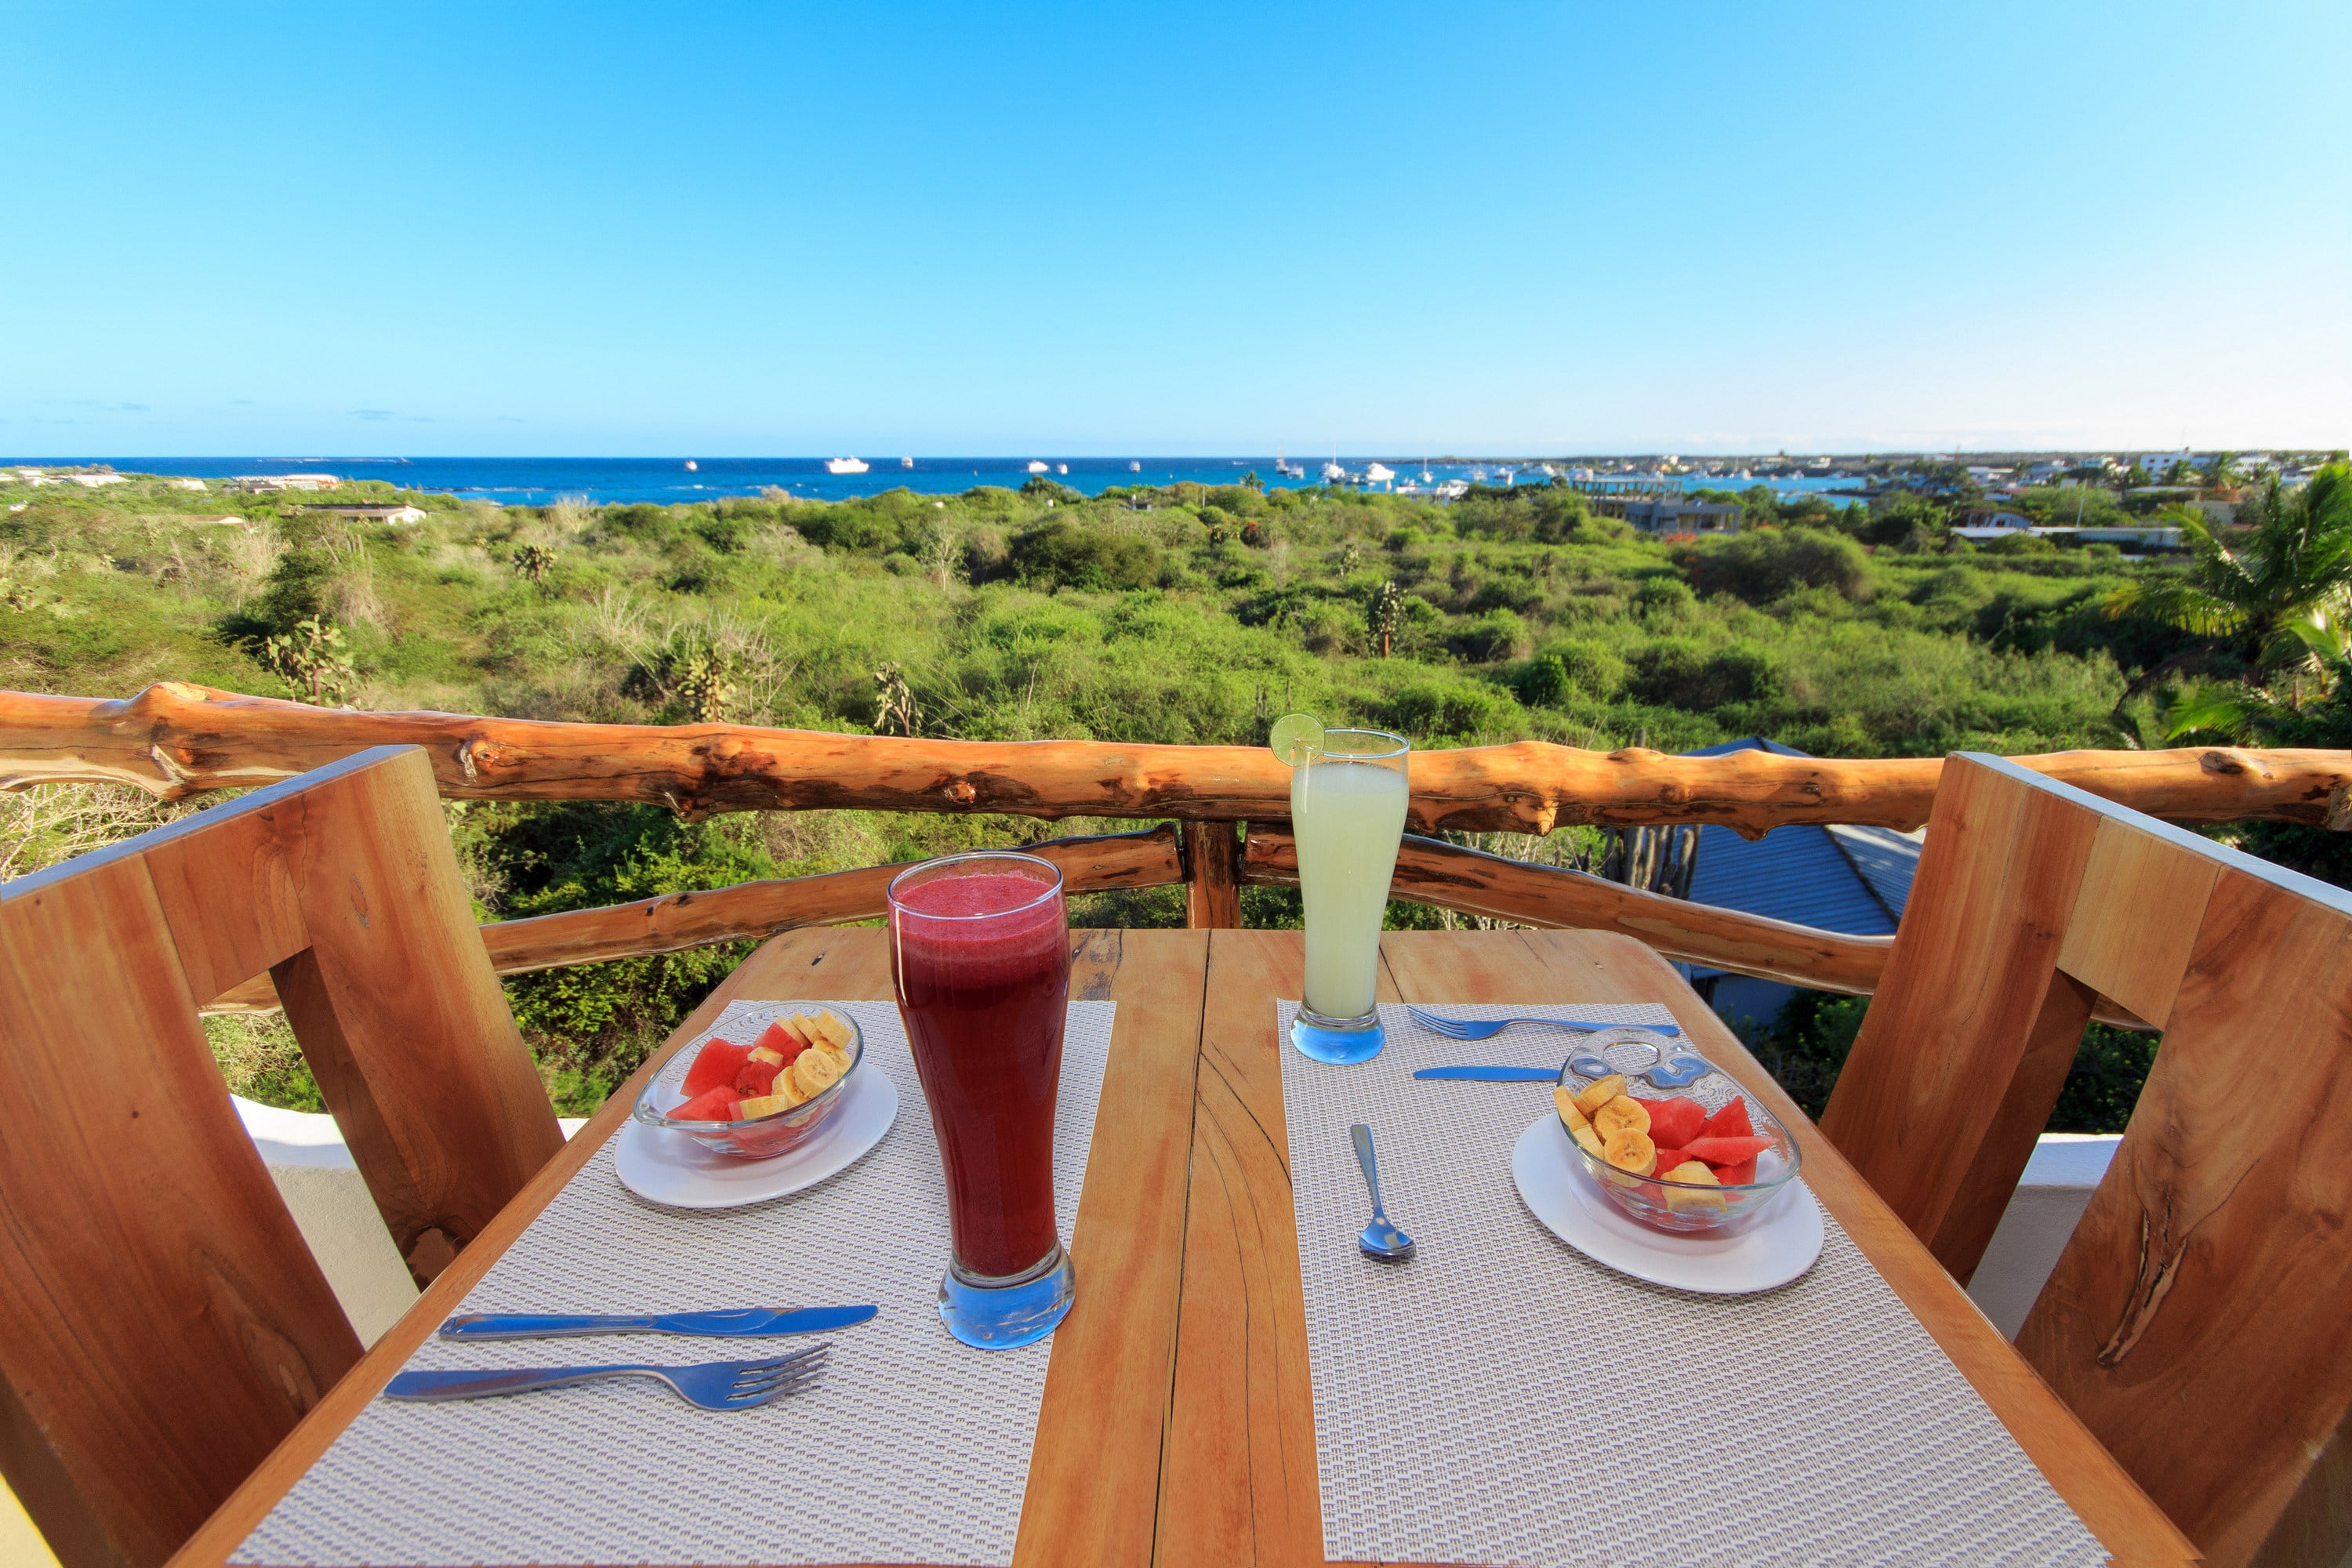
(1321, 460, 1348, 481)
(1276, 450, 1306, 479)
(684, 459, 698, 471)
(901, 456, 914, 468)
(1129, 460, 1142, 472)
(1057, 463, 1069, 475)
(1027, 460, 1050, 474)
(1364, 463, 1396, 487)
(826, 457, 869, 474)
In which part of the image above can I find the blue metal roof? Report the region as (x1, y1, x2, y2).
(1678, 738, 1919, 941)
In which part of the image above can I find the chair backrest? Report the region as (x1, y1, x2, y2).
(0, 745, 563, 1568)
(1820, 751, 2352, 1568)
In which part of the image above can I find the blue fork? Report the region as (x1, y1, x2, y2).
(1403, 1005, 1681, 1040)
(384, 1345, 829, 1410)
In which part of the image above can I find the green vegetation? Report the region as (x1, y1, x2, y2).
(5, 463, 2340, 1129)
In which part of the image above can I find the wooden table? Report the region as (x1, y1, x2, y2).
(172, 927, 2196, 1568)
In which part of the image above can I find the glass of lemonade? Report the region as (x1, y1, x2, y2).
(887, 851, 1076, 1349)
(1279, 718, 1410, 1064)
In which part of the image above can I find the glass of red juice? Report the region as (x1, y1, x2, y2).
(886, 851, 1076, 1349)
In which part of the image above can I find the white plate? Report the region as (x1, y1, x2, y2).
(615, 1065, 900, 1210)
(1512, 1112, 1824, 1294)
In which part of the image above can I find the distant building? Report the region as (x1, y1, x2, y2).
(1609, 496, 1742, 535)
(67, 473, 127, 488)
(304, 503, 426, 525)
(1961, 506, 2034, 531)
(169, 477, 207, 491)
(230, 473, 342, 492)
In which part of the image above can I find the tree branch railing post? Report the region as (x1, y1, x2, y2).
(1181, 819, 1243, 928)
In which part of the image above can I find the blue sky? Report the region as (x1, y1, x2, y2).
(5, 2, 2345, 456)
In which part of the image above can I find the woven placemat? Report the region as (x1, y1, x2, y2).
(234, 997, 1116, 1568)
(1279, 1000, 2106, 1567)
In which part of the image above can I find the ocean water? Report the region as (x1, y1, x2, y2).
(13, 455, 1869, 507)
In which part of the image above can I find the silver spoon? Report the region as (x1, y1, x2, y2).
(1349, 1123, 1416, 1261)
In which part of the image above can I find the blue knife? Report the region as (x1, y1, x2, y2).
(1411, 1065, 1560, 1082)
(439, 1305, 877, 1340)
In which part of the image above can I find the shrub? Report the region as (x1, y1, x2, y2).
(1632, 576, 1695, 617)
(1541, 638, 1627, 699)
(1447, 609, 1527, 663)
(1007, 520, 1160, 592)
(1686, 527, 1873, 604)
(1380, 679, 1520, 739)
(1630, 640, 1783, 709)
(1517, 653, 1572, 706)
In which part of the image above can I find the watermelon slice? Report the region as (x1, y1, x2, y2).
(1650, 1147, 1693, 1178)
(1685, 1134, 1773, 1167)
(1715, 1157, 1759, 1186)
(683, 1039, 753, 1098)
(673, 1084, 742, 1122)
(754, 1022, 810, 1065)
(735, 1056, 785, 1097)
(1698, 1097, 1754, 1140)
(1643, 1095, 1707, 1148)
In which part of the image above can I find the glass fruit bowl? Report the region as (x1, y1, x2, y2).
(632, 1007, 865, 1160)
(1555, 1039, 1801, 1235)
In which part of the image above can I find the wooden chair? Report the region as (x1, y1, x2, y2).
(1820, 751, 2352, 1568)
(0, 745, 564, 1568)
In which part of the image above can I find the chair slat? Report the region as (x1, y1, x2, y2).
(0, 855, 361, 1568)
(2023, 863, 2352, 1566)
(1829, 752, 2352, 1566)
(0, 743, 563, 1568)
(1818, 755, 2100, 1270)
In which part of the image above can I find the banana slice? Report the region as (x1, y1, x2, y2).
(1602, 1128, 1657, 1178)
(1571, 1074, 1626, 1119)
(791, 1043, 848, 1098)
(1661, 1160, 1727, 1210)
(804, 1010, 856, 1052)
(1592, 1094, 1650, 1141)
(1553, 1086, 1591, 1132)
(1570, 1123, 1607, 1161)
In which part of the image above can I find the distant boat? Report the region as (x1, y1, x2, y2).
(901, 456, 914, 468)
(1469, 467, 1487, 483)
(1028, 460, 1050, 474)
(1420, 467, 1435, 484)
(1057, 463, 1069, 475)
(1129, 460, 1142, 472)
(1365, 463, 1396, 486)
(1321, 460, 1347, 481)
(826, 457, 869, 474)
(684, 459, 698, 471)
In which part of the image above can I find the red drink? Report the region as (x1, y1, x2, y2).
(888, 860, 1072, 1281)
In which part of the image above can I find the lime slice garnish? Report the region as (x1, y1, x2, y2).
(1269, 712, 1325, 767)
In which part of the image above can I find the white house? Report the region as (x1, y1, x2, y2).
(67, 473, 127, 488)
(169, 477, 207, 491)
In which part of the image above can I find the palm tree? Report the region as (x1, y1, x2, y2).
(2104, 465, 2352, 737)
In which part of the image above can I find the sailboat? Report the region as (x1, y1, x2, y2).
(1129, 460, 1142, 472)
(1275, 448, 1305, 479)
(684, 459, 698, 472)
(826, 457, 869, 474)
(1027, 460, 1050, 474)
(1056, 463, 1069, 475)
(1364, 463, 1396, 488)
(900, 456, 914, 468)
(1321, 459, 1347, 482)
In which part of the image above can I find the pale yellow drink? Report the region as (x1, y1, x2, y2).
(1293, 753, 1410, 1021)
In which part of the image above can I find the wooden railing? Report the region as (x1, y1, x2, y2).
(7, 681, 2350, 1016)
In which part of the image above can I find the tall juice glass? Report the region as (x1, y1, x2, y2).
(887, 851, 1076, 1349)
(1289, 728, 1410, 1064)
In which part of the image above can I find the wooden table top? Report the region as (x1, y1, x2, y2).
(172, 927, 2194, 1568)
